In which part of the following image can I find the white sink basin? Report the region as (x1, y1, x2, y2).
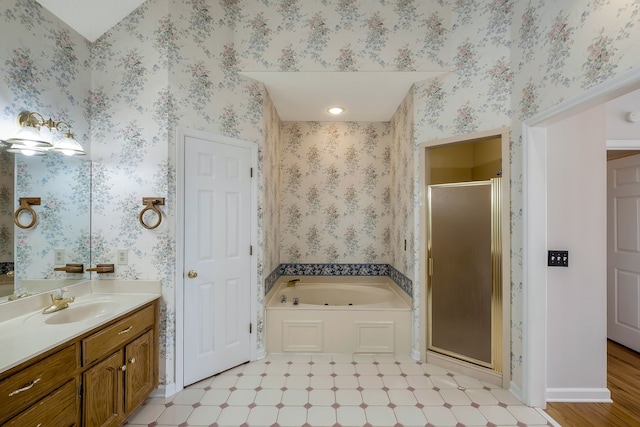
(26, 299, 119, 325)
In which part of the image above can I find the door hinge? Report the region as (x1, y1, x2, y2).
(250, 167, 253, 178)
(250, 323, 253, 333)
(78, 383, 83, 397)
(250, 245, 253, 255)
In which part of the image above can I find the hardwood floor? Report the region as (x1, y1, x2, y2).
(544, 340, 640, 426)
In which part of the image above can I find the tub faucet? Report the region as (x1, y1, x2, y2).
(293, 297, 299, 305)
(280, 295, 287, 303)
(42, 288, 75, 314)
(287, 279, 300, 287)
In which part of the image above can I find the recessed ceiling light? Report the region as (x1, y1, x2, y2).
(327, 107, 344, 115)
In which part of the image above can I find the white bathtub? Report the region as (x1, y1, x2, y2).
(266, 276, 411, 354)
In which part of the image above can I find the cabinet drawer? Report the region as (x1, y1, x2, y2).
(83, 304, 155, 365)
(0, 344, 78, 423)
(4, 379, 78, 427)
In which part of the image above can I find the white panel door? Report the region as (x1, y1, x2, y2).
(608, 153, 640, 352)
(183, 135, 252, 386)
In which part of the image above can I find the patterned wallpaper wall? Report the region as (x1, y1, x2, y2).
(260, 87, 282, 348)
(14, 154, 91, 282)
(2, 0, 640, 394)
(280, 121, 391, 264)
(508, 1, 640, 388)
(390, 90, 417, 348)
(410, 0, 640, 389)
(0, 0, 91, 284)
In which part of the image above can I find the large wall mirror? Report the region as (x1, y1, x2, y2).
(0, 150, 91, 303)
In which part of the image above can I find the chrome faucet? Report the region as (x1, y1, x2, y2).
(43, 288, 75, 314)
(280, 295, 287, 303)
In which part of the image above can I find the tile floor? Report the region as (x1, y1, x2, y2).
(126, 354, 554, 427)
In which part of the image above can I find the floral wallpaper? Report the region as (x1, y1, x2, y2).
(508, 1, 640, 389)
(14, 154, 91, 282)
(280, 121, 391, 264)
(412, 0, 640, 388)
(412, 0, 514, 383)
(2, 0, 640, 396)
(0, 0, 91, 285)
(259, 86, 282, 350)
(390, 89, 417, 348)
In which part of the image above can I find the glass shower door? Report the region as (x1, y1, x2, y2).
(427, 179, 501, 370)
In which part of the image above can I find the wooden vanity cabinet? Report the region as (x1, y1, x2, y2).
(82, 303, 158, 427)
(83, 330, 155, 427)
(0, 300, 158, 427)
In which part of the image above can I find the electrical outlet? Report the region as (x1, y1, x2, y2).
(117, 249, 128, 265)
(548, 250, 569, 267)
(54, 249, 65, 265)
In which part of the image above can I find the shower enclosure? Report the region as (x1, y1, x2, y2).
(427, 178, 502, 372)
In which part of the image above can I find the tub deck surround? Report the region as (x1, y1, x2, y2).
(266, 276, 412, 354)
(265, 263, 413, 296)
(270, 277, 411, 310)
(0, 279, 161, 374)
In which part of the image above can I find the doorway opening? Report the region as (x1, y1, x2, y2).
(418, 128, 511, 389)
(522, 67, 640, 407)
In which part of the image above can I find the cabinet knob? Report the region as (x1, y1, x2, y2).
(187, 270, 198, 279)
(128, 357, 136, 364)
(120, 365, 127, 372)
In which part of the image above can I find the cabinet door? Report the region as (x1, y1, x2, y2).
(83, 350, 124, 427)
(125, 330, 154, 413)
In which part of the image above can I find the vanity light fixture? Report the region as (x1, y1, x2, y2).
(327, 106, 345, 115)
(2, 111, 85, 156)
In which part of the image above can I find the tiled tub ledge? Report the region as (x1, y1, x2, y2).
(265, 263, 413, 297)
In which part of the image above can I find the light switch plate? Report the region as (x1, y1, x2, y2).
(117, 249, 128, 265)
(548, 250, 569, 267)
(54, 249, 64, 265)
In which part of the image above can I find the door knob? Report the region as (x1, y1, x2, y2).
(187, 270, 198, 279)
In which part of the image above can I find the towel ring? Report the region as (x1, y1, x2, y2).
(14, 197, 41, 229)
(139, 197, 165, 229)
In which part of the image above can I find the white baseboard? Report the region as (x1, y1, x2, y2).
(411, 348, 421, 361)
(546, 387, 612, 402)
(150, 382, 179, 398)
(509, 380, 524, 402)
(256, 348, 267, 360)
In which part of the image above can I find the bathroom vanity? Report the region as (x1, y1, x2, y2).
(0, 281, 161, 427)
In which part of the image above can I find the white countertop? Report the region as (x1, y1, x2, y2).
(0, 280, 161, 374)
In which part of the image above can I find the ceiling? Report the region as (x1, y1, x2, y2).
(36, 0, 146, 42)
(242, 72, 444, 122)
